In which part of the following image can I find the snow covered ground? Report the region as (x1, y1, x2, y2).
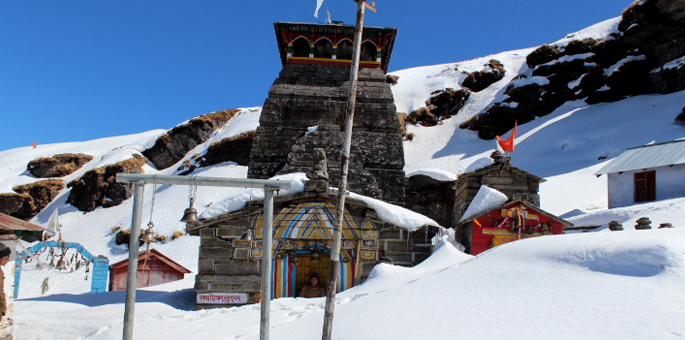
(2, 15, 685, 340)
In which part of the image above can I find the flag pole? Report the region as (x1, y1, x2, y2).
(322, 1, 374, 339)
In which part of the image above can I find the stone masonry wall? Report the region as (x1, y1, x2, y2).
(248, 64, 405, 204)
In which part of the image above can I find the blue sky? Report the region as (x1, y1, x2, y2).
(0, 0, 632, 152)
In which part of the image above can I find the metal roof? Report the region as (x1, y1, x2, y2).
(596, 139, 685, 175)
(0, 213, 47, 232)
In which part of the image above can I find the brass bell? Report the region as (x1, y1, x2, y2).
(311, 251, 320, 261)
(140, 227, 156, 244)
(56, 260, 67, 270)
(180, 198, 199, 223)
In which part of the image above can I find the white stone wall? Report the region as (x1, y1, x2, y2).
(608, 164, 685, 208)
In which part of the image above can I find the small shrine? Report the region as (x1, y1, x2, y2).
(452, 151, 546, 226)
(457, 199, 570, 255)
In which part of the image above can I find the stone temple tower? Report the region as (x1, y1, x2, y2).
(248, 22, 405, 204)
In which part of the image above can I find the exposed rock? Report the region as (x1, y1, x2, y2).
(461, 60, 505, 92)
(408, 88, 470, 127)
(651, 60, 685, 93)
(143, 109, 241, 170)
(67, 155, 146, 212)
(619, 0, 685, 66)
(13, 179, 64, 218)
(27, 153, 93, 178)
(0, 193, 32, 219)
(461, 0, 685, 139)
(0, 179, 64, 220)
(677, 106, 685, 122)
(197, 130, 255, 168)
(407, 107, 438, 126)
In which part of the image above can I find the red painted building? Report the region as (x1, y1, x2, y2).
(458, 200, 571, 255)
(109, 249, 191, 291)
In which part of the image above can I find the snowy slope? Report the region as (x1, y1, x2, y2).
(1, 13, 685, 340)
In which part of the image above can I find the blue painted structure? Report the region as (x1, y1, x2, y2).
(14, 241, 109, 298)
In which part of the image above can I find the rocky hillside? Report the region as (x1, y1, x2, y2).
(458, 0, 685, 139)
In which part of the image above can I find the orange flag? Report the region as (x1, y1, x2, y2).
(496, 122, 517, 152)
(31, 141, 37, 149)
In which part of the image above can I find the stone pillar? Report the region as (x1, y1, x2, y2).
(634, 217, 652, 230)
(91, 256, 109, 293)
(608, 221, 623, 231)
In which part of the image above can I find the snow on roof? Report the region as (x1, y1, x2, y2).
(459, 185, 508, 223)
(463, 156, 494, 174)
(199, 172, 443, 232)
(596, 139, 685, 175)
(346, 191, 443, 232)
(405, 169, 457, 181)
(198, 172, 308, 220)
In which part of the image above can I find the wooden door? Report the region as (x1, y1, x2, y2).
(295, 254, 330, 297)
(634, 171, 656, 202)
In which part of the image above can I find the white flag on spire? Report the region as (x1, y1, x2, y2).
(314, 0, 325, 18)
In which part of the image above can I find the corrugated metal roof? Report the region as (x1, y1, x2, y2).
(596, 139, 685, 175)
(0, 213, 47, 232)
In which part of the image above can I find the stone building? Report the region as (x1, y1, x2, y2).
(248, 22, 405, 205)
(452, 151, 545, 226)
(188, 168, 438, 309)
(187, 20, 435, 309)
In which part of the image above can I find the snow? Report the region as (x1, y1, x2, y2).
(459, 186, 509, 222)
(3, 15, 685, 340)
(557, 16, 621, 44)
(604, 55, 647, 76)
(652, 55, 685, 73)
(405, 169, 456, 182)
(538, 52, 594, 67)
(198, 172, 308, 220)
(346, 191, 442, 231)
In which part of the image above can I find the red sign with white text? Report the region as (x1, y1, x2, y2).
(197, 293, 248, 304)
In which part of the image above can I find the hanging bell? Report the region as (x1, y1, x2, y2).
(311, 251, 320, 262)
(180, 197, 199, 223)
(56, 260, 67, 270)
(140, 228, 156, 244)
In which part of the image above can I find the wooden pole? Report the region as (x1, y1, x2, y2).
(322, 1, 369, 339)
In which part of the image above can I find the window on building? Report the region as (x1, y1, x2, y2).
(292, 37, 310, 57)
(360, 41, 377, 61)
(314, 38, 333, 59)
(634, 171, 656, 202)
(337, 39, 353, 60)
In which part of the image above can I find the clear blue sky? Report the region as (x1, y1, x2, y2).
(0, 0, 633, 152)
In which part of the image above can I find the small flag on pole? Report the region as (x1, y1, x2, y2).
(495, 121, 517, 153)
(314, 0, 325, 18)
(31, 141, 37, 149)
(46, 209, 59, 237)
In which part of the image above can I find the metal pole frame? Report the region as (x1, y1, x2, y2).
(116, 173, 291, 340)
